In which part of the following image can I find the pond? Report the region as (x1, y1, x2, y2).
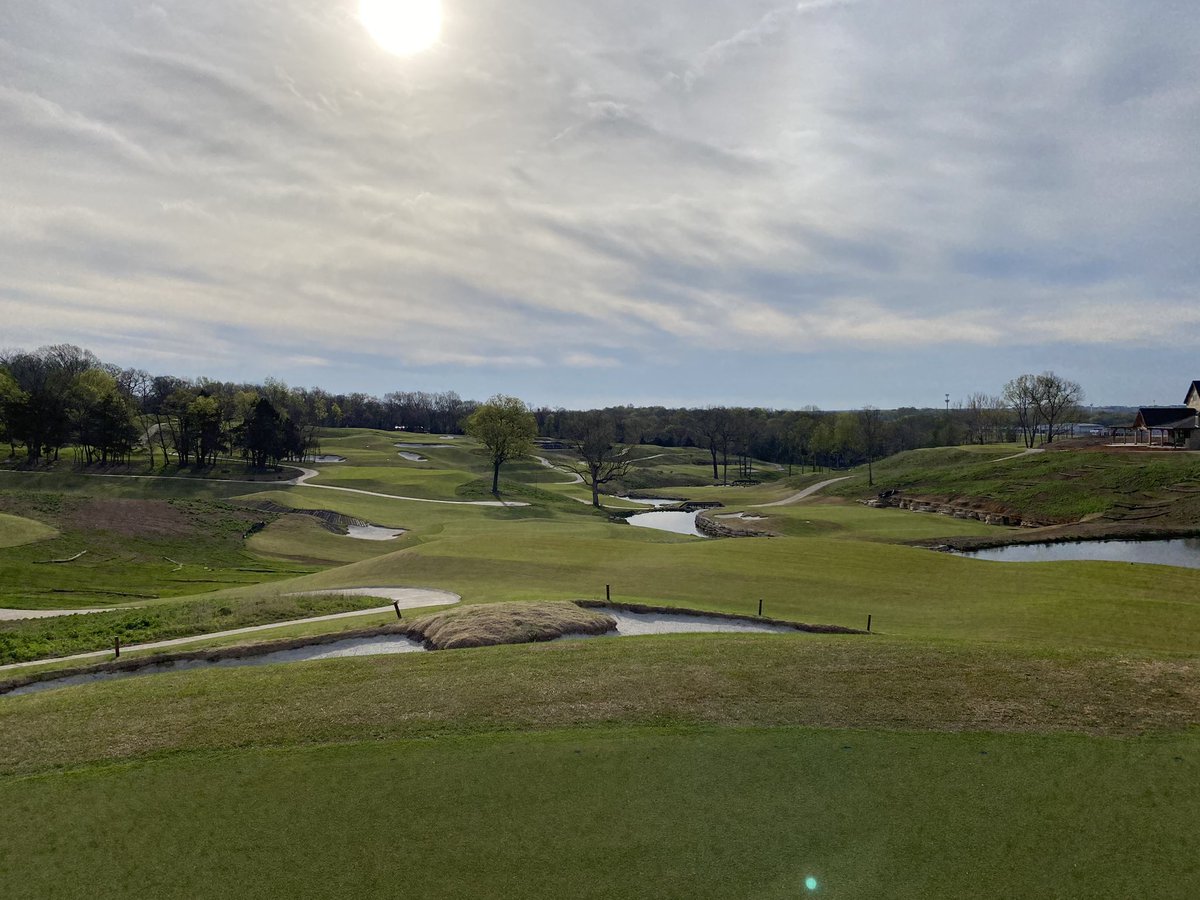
(960, 538, 1200, 569)
(5, 635, 426, 696)
(626, 510, 706, 537)
(617, 496, 681, 508)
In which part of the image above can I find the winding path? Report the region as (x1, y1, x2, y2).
(752, 476, 852, 508)
(0, 587, 459, 673)
(531, 456, 584, 485)
(993, 447, 1045, 463)
(289, 468, 528, 507)
(33, 467, 528, 507)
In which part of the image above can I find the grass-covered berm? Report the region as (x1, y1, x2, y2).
(0, 430, 1197, 898)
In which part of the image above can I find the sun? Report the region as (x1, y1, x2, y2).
(359, 0, 442, 56)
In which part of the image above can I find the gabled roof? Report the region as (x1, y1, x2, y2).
(1186, 381, 1200, 403)
(1134, 406, 1198, 429)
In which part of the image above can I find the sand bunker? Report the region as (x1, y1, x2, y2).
(397, 451, 426, 462)
(0, 601, 863, 696)
(344, 525, 406, 541)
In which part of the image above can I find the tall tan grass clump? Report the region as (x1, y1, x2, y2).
(405, 602, 615, 650)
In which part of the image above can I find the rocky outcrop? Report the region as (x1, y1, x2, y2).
(861, 494, 1045, 528)
(696, 512, 778, 539)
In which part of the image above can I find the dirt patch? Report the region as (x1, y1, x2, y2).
(62, 499, 197, 538)
(405, 602, 615, 650)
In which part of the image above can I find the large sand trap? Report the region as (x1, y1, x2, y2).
(344, 525, 407, 541)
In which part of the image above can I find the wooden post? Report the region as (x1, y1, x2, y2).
(114, 636, 120, 659)
(758, 599, 763, 617)
(393, 601, 402, 620)
(867, 615, 872, 633)
(606, 584, 611, 602)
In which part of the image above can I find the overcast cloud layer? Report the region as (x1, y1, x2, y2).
(2, 0, 1198, 407)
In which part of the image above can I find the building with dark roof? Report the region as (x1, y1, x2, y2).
(1122, 383, 1200, 448)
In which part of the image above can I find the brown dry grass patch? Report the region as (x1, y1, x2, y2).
(64, 499, 196, 538)
(405, 601, 615, 649)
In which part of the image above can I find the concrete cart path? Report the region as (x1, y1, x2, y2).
(752, 476, 852, 508)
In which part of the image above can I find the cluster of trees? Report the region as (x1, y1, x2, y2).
(1, 345, 1088, 483)
(1, 346, 320, 470)
(1001, 373, 1085, 449)
(0, 345, 140, 465)
(467, 396, 632, 507)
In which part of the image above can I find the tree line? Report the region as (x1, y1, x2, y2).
(1, 345, 1086, 477)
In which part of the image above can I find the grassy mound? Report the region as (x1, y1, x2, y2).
(405, 601, 614, 650)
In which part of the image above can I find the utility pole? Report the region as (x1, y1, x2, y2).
(945, 393, 950, 414)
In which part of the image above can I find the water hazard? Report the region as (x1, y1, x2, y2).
(5, 635, 425, 696)
(626, 510, 706, 537)
(961, 538, 1200, 569)
(3, 609, 804, 696)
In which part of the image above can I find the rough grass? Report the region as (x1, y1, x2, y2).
(2, 635, 1197, 775)
(405, 601, 615, 649)
(0, 491, 312, 607)
(830, 447, 1200, 525)
(0, 593, 386, 665)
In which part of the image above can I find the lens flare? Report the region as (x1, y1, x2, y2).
(805, 876, 819, 891)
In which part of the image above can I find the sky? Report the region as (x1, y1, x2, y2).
(2, 0, 1198, 409)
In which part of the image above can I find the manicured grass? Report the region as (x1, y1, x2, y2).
(3, 634, 1196, 774)
(279, 518, 1200, 653)
(1, 726, 1195, 899)
(246, 514, 410, 565)
(4, 428, 1200, 899)
(0, 512, 58, 549)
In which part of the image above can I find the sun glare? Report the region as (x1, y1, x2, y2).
(359, 0, 442, 56)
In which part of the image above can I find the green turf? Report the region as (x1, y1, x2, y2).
(0, 511, 58, 549)
(3, 430, 1199, 898)
(0, 726, 1195, 900)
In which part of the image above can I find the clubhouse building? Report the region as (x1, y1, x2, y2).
(1121, 381, 1200, 449)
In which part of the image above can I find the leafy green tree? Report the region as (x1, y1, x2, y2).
(465, 394, 538, 494)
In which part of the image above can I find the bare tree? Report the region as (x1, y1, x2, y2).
(857, 406, 884, 486)
(1033, 372, 1084, 444)
(1003, 375, 1042, 449)
(564, 412, 633, 507)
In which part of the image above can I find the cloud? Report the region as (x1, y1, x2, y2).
(1, 0, 1198, 405)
